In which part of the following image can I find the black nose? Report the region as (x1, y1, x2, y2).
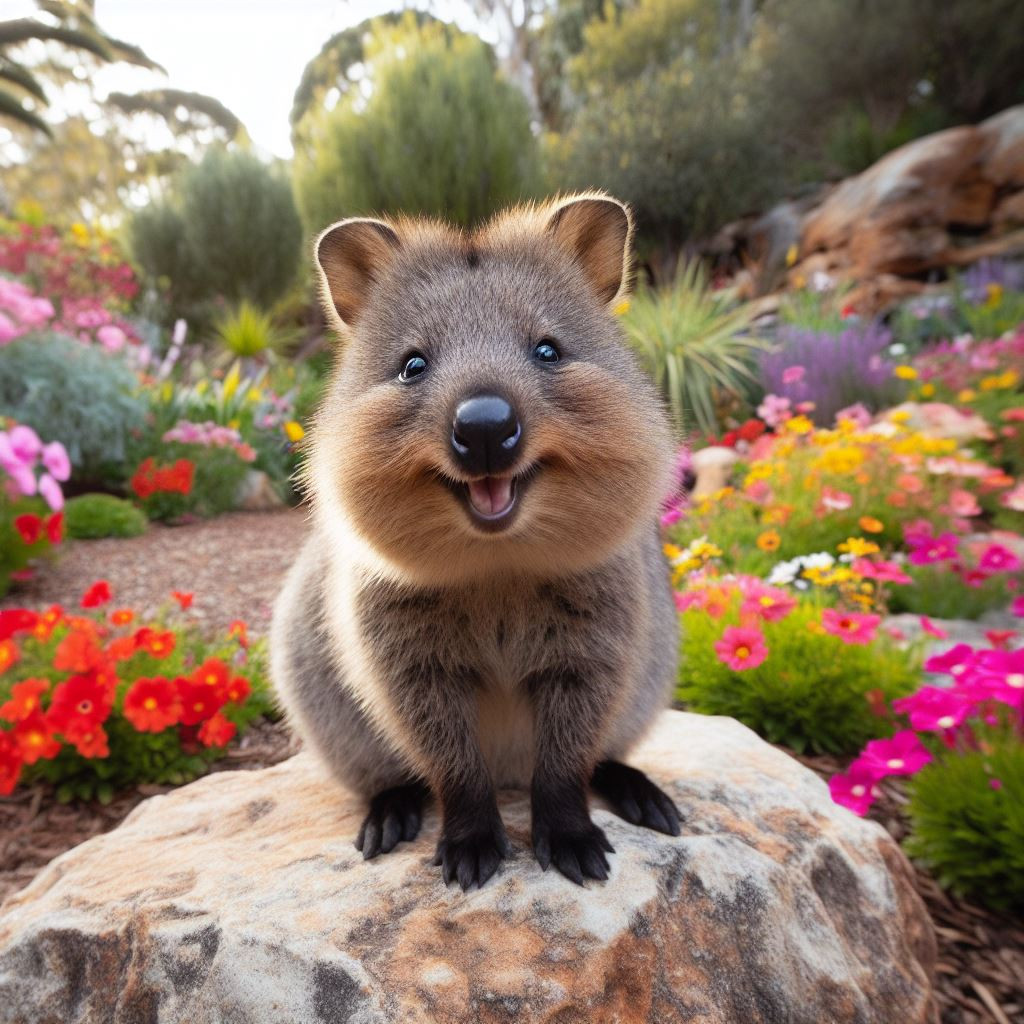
(451, 394, 522, 475)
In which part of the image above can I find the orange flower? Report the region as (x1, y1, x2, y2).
(80, 579, 112, 608)
(858, 516, 884, 534)
(134, 627, 176, 659)
(171, 591, 193, 610)
(106, 635, 137, 662)
(54, 629, 104, 673)
(33, 605, 64, 642)
(13, 712, 61, 764)
(110, 608, 134, 626)
(67, 722, 109, 759)
(228, 620, 249, 648)
(198, 712, 236, 748)
(0, 639, 20, 675)
(0, 732, 23, 795)
(756, 529, 781, 552)
(225, 675, 251, 704)
(0, 678, 49, 723)
(177, 677, 227, 725)
(123, 677, 181, 733)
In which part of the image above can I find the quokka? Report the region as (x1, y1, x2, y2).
(271, 193, 681, 890)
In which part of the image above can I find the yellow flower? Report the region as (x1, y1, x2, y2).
(284, 420, 305, 442)
(984, 282, 1004, 308)
(980, 370, 1018, 392)
(69, 221, 89, 244)
(663, 543, 683, 562)
(888, 410, 911, 424)
(957, 388, 977, 403)
(785, 244, 799, 267)
(756, 529, 781, 552)
(612, 298, 631, 316)
(784, 415, 814, 436)
(222, 362, 241, 401)
(838, 537, 880, 558)
(858, 516, 884, 533)
(228, 418, 240, 430)
(195, 379, 208, 395)
(893, 365, 918, 380)
(919, 383, 935, 398)
(807, 621, 825, 635)
(247, 387, 263, 403)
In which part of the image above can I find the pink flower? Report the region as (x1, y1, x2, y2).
(1001, 483, 1024, 512)
(7, 424, 41, 463)
(41, 441, 70, 482)
(714, 625, 768, 671)
(782, 365, 806, 385)
(38, 473, 63, 512)
(820, 487, 853, 512)
(835, 403, 871, 428)
(907, 531, 959, 566)
(853, 559, 911, 585)
(924, 643, 975, 679)
(892, 686, 970, 733)
(829, 763, 879, 816)
(757, 394, 791, 428)
(859, 731, 933, 778)
(1012, 595, 1024, 617)
(821, 609, 880, 645)
(978, 543, 1021, 574)
(947, 489, 980, 517)
(961, 567, 990, 588)
(740, 582, 796, 623)
(972, 650, 1024, 709)
(918, 616, 949, 640)
(96, 324, 127, 352)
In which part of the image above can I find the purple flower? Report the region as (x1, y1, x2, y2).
(41, 441, 71, 482)
(38, 473, 63, 512)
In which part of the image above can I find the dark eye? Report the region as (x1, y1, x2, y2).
(533, 340, 560, 364)
(399, 353, 427, 382)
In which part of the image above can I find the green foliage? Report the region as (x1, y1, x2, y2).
(130, 149, 303, 324)
(954, 288, 1024, 342)
(905, 738, 1024, 910)
(133, 444, 251, 522)
(64, 493, 146, 540)
(620, 261, 770, 436)
(677, 601, 918, 755)
(0, 333, 147, 486)
(0, 495, 57, 598)
(214, 301, 292, 360)
(887, 565, 1011, 621)
(294, 15, 539, 231)
(778, 285, 855, 333)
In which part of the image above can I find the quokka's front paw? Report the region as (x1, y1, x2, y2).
(433, 819, 511, 891)
(532, 816, 615, 885)
(355, 781, 429, 859)
(591, 760, 682, 836)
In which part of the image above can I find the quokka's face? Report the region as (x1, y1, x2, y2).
(309, 195, 675, 583)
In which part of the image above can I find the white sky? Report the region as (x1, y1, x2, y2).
(6, 0, 483, 158)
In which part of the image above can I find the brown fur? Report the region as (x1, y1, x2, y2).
(272, 194, 681, 889)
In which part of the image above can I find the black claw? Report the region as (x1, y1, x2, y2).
(533, 818, 614, 885)
(356, 782, 429, 861)
(434, 817, 509, 891)
(592, 760, 682, 837)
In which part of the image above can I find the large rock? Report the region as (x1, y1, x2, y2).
(0, 712, 938, 1024)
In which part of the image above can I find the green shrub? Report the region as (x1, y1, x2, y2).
(214, 301, 294, 361)
(294, 15, 539, 231)
(64, 494, 147, 539)
(0, 334, 147, 486)
(131, 149, 303, 322)
(131, 443, 252, 522)
(677, 592, 919, 755)
(905, 739, 1024, 910)
(887, 564, 1013, 621)
(620, 261, 770, 437)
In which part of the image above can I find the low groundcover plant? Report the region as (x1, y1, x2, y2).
(0, 581, 270, 802)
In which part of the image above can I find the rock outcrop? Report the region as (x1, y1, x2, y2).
(0, 712, 938, 1024)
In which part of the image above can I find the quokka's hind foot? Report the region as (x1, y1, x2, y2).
(355, 780, 430, 859)
(591, 760, 682, 836)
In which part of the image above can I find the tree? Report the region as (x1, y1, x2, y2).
(293, 15, 539, 231)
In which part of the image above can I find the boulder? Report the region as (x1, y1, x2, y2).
(690, 445, 739, 499)
(0, 712, 938, 1024)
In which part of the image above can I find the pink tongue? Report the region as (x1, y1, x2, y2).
(468, 477, 514, 517)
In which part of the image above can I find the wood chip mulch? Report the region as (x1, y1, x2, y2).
(0, 512, 1021, 1022)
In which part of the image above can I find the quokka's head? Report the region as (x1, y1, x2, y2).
(308, 193, 675, 583)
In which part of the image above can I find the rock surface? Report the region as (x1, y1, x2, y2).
(0, 712, 938, 1024)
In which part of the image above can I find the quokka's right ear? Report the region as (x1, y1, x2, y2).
(314, 218, 401, 329)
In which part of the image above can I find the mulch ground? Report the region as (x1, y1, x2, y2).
(1, 511, 1021, 1022)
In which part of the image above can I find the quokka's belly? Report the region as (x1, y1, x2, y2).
(476, 686, 535, 789)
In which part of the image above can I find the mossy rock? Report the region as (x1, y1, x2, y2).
(64, 494, 146, 540)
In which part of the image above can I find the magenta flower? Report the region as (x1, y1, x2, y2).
(859, 731, 933, 778)
(828, 763, 879, 816)
(821, 608, 880, 645)
(924, 643, 975, 679)
(918, 616, 949, 640)
(782, 365, 806, 385)
(740, 582, 796, 623)
(978, 543, 1021, 574)
(907, 531, 959, 566)
(972, 650, 1024, 710)
(38, 473, 63, 512)
(41, 441, 71, 482)
(892, 686, 970, 733)
(853, 558, 911, 585)
(1013, 595, 1024, 617)
(714, 625, 768, 671)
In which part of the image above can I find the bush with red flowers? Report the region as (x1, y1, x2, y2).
(0, 581, 271, 802)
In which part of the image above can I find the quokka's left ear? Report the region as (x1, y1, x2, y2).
(545, 193, 633, 306)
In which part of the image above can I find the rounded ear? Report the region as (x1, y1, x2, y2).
(546, 194, 633, 306)
(314, 217, 401, 329)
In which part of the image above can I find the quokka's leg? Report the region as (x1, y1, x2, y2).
(526, 665, 617, 885)
(591, 760, 681, 836)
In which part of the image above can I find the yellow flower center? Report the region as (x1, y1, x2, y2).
(736, 646, 750, 659)
(144, 697, 157, 710)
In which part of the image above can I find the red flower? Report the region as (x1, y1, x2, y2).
(123, 677, 181, 732)
(48, 673, 112, 736)
(0, 678, 49, 723)
(66, 722, 109, 759)
(198, 712, 236, 748)
(109, 608, 134, 626)
(13, 712, 61, 764)
(228, 620, 249, 648)
(177, 677, 227, 724)
(225, 675, 251, 704)
(736, 419, 766, 444)
(46, 512, 63, 544)
(14, 514, 42, 544)
(81, 580, 112, 608)
(193, 657, 230, 697)
(131, 458, 156, 499)
(134, 627, 176, 659)
(0, 732, 23, 795)
(171, 590, 193, 610)
(0, 609, 38, 640)
(54, 629, 104, 673)
(0, 639, 20, 675)
(105, 635, 137, 662)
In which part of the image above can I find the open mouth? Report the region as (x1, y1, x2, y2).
(443, 466, 538, 532)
